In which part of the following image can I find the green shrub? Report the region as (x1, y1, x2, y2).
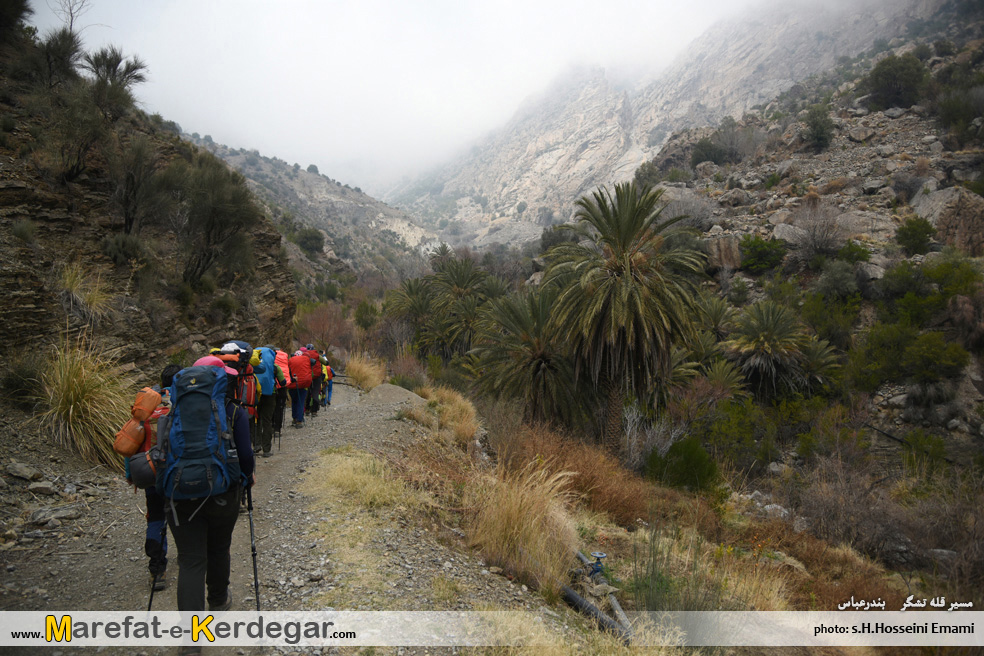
(912, 43, 933, 61)
(0, 115, 15, 132)
(646, 437, 719, 492)
(814, 260, 857, 299)
(696, 397, 766, 468)
(846, 322, 918, 392)
(804, 104, 834, 150)
(101, 232, 145, 266)
(690, 137, 729, 168)
(209, 292, 240, 319)
(864, 53, 928, 109)
(739, 234, 786, 273)
(354, 299, 378, 331)
(801, 292, 860, 351)
(837, 241, 870, 263)
(902, 429, 946, 472)
(295, 227, 324, 258)
(934, 39, 956, 57)
(12, 219, 36, 243)
(665, 167, 693, 183)
(728, 277, 749, 306)
(901, 332, 969, 383)
(895, 216, 936, 255)
(764, 172, 781, 189)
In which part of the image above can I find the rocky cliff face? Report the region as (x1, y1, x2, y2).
(387, 0, 946, 244)
(0, 133, 295, 380)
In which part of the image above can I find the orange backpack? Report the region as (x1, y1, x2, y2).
(113, 387, 161, 456)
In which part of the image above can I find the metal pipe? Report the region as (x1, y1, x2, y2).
(576, 551, 632, 635)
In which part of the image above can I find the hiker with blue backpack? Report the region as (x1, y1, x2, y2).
(252, 345, 286, 457)
(157, 353, 256, 616)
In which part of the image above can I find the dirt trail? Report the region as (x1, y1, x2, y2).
(0, 381, 563, 655)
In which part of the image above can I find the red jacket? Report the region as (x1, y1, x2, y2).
(287, 353, 312, 389)
(275, 350, 290, 389)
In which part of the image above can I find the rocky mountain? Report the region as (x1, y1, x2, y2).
(386, 0, 947, 246)
(191, 136, 435, 292)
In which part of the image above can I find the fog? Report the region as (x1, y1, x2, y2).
(29, 0, 768, 194)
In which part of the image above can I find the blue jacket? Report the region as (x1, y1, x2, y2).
(254, 347, 277, 397)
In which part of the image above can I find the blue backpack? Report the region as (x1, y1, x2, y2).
(156, 366, 241, 517)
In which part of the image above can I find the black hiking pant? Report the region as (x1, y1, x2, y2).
(307, 376, 323, 415)
(166, 486, 241, 612)
(257, 393, 276, 453)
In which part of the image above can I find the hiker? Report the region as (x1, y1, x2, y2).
(323, 361, 334, 407)
(253, 345, 286, 457)
(125, 364, 182, 591)
(160, 355, 255, 616)
(287, 348, 312, 428)
(304, 344, 327, 418)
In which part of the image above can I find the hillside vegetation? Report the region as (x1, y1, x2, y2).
(0, 3, 294, 463)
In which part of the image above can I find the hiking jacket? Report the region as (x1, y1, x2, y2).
(254, 347, 278, 397)
(287, 353, 312, 389)
(308, 349, 324, 378)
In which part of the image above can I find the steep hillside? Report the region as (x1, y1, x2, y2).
(190, 135, 435, 298)
(0, 55, 294, 376)
(387, 0, 947, 246)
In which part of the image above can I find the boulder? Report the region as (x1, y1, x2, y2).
(6, 463, 40, 481)
(719, 189, 751, 207)
(913, 187, 984, 255)
(776, 159, 799, 179)
(773, 223, 807, 244)
(768, 210, 793, 226)
(857, 262, 886, 281)
(862, 179, 887, 195)
(848, 127, 876, 143)
(695, 161, 719, 178)
(703, 236, 741, 272)
(28, 481, 57, 496)
(884, 108, 906, 119)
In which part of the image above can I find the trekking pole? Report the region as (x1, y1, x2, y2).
(246, 486, 261, 611)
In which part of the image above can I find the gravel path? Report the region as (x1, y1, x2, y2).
(0, 381, 569, 655)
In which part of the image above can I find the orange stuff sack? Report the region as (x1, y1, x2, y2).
(131, 387, 161, 422)
(114, 418, 145, 457)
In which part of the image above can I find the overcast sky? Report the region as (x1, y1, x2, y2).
(29, 0, 757, 193)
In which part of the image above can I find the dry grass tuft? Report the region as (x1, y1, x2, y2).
(38, 335, 130, 470)
(303, 447, 412, 509)
(58, 262, 113, 325)
(505, 424, 656, 527)
(464, 464, 578, 600)
(345, 352, 386, 391)
(417, 385, 479, 447)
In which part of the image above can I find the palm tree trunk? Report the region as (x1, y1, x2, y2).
(603, 379, 623, 455)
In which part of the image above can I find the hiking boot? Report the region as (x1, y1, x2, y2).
(150, 571, 167, 591)
(208, 592, 232, 612)
(262, 451, 272, 458)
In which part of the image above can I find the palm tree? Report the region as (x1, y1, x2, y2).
(385, 277, 435, 333)
(723, 300, 809, 396)
(82, 45, 148, 121)
(695, 291, 735, 340)
(472, 286, 579, 425)
(544, 182, 705, 452)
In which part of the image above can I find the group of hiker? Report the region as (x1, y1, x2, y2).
(113, 340, 335, 633)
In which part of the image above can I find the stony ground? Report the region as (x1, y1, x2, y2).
(0, 381, 575, 655)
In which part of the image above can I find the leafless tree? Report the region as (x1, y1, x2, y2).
(48, 0, 91, 31)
